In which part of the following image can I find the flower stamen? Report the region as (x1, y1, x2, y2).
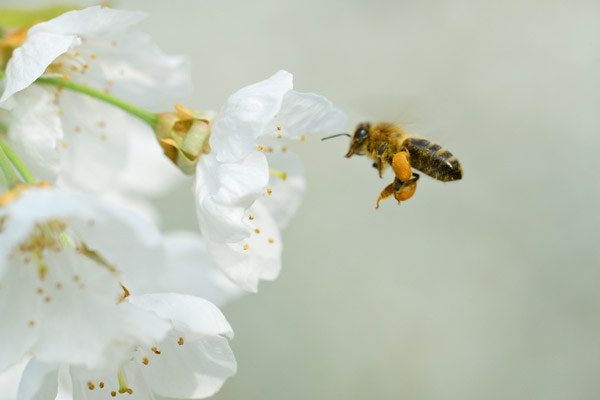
(117, 369, 133, 394)
(268, 168, 287, 180)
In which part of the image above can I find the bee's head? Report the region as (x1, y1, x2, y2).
(345, 122, 371, 158)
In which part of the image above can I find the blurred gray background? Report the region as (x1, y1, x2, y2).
(127, 0, 597, 399)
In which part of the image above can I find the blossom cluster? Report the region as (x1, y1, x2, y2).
(0, 5, 345, 399)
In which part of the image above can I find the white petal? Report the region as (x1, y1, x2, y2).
(80, 31, 191, 109)
(127, 293, 233, 338)
(210, 70, 293, 163)
(260, 150, 306, 230)
(97, 190, 161, 228)
(263, 90, 347, 139)
(116, 300, 171, 349)
(145, 331, 236, 399)
(0, 253, 43, 372)
(0, 32, 78, 103)
(116, 127, 185, 197)
(4, 85, 63, 183)
(54, 90, 131, 194)
(159, 231, 244, 307)
(28, 6, 146, 40)
(207, 202, 282, 292)
(129, 293, 236, 398)
(29, 249, 122, 367)
(17, 359, 58, 400)
(0, 356, 28, 400)
(1, 189, 164, 295)
(195, 152, 269, 243)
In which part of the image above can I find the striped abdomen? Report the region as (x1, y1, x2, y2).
(405, 138, 462, 182)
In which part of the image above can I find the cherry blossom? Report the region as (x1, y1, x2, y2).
(0, 6, 189, 195)
(195, 70, 346, 291)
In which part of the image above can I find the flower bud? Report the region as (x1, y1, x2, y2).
(155, 104, 216, 174)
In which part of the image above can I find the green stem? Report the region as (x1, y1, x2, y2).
(0, 138, 35, 184)
(36, 77, 159, 127)
(0, 139, 20, 187)
(0, 69, 158, 127)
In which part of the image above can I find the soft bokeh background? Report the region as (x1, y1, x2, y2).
(89, 0, 600, 398)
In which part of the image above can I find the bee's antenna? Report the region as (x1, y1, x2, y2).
(321, 133, 351, 141)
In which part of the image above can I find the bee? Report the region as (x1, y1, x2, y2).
(323, 122, 462, 209)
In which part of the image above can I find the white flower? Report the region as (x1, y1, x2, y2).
(195, 70, 346, 291)
(0, 187, 164, 371)
(19, 294, 236, 400)
(0, 188, 237, 398)
(0, 6, 190, 194)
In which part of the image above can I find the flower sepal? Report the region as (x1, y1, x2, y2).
(155, 104, 215, 174)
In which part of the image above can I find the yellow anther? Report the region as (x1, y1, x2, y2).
(267, 188, 273, 195)
(61, 141, 67, 148)
(277, 125, 282, 131)
(243, 244, 249, 250)
(99, 382, 105, 388)
(58, 109, 63, 116)
(74, 51, 80, 56)
(277, 134, 282, 138)
(90, 54, 97, 60)
(97, 121, 106, 127)
(88, 381, 95, 390)
(249, 214, 255, 220)
(100, 134, 107, 140)
(281, 146, 288, 152)
(269, 168, 287, 180)
(112, 41, 117, 46)
(254, 228, 261, 234)
(62, 74, 69, 80)
(257, 145, 264, 151)
(268, 238, 275, 243)
(120, 284, 130, 301)
(142, 357, 149, 365)
(178, 337, 184, 345)
(28, 320, 35, 326)
(300, 135, 307, 141)
(74, 126, 81, 133)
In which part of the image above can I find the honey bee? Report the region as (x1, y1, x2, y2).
(323, 122, 462, 209)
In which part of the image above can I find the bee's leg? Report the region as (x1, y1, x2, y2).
(376, 142, 388, 178)
(391, 150, 412, 182)
(376, 181, 395, 210)
(393, 173, 420, 204)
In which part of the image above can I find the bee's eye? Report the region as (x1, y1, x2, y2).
(354, 127, 369, 141)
